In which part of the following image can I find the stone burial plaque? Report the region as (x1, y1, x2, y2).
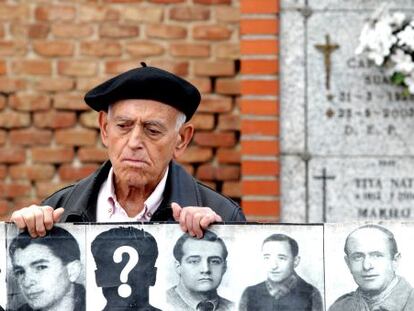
(281, 0, 414, 222)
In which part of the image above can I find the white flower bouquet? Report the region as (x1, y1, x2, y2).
(356, 4, 414, 94)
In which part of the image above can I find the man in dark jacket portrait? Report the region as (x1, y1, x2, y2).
(239, 233, 323, 311)
(8, 226, 85, 311)
(10, 63, 245, 237)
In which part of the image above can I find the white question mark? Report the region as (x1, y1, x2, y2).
(113, 246, 139, 298)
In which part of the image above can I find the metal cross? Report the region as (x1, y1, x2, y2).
(315, 34, 339, 90)
(313, 168, 336, 222)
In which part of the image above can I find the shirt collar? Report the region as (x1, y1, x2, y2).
(175, 283, 219, 310)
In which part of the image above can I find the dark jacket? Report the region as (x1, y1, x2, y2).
(42, 161, 246, 223)
(239, 277, 323, 311)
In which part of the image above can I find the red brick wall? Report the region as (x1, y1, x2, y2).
(0, 0, 280, 221)
(240, 0, 280, 221)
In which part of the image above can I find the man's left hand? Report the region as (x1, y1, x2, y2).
(171, 202, 222, 238)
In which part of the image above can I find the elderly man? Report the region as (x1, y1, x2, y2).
(10, 63, 245, 238)
(329, 224, 414, 311)
(239, 233, 322, 311)
(8, 226, 84, 311)
(166, 230, 234, 311)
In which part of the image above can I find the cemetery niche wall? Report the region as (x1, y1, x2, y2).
(281, 0, 414, 222)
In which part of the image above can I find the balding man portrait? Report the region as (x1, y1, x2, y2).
(10, 63, 245, 237)
(329, 224, 414, 311)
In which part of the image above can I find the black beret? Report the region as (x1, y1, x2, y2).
(84, 63, 201, 121)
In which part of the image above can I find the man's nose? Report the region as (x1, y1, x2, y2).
(200, 260, 211, 273)
(362, 257, 373, 270)
(270, 259, 279, 270)
(128, 126, 144, 149)
(22, 273, 36, 288)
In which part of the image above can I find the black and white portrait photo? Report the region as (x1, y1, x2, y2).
(87, 225, 161, 311)
(0, 224, 5, 311)
(6, 224, 86, 311)
(325, 223, 414, 311)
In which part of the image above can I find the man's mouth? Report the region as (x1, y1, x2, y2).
(362, 274, 378, 281)
(26, 291, 43, 300)
(198, 277, 213, 282)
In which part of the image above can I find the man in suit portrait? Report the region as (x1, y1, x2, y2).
(166, 230, 234, 311)
(329, 224, 414, 311)
(8, 226, 84, 311)
(91, 226, 160, 311)
(239, 233, 322, 311)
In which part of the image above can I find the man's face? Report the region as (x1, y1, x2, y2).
(100, 99, 188, 191)
(176, 239, 227, 294)
(345, 228, 398, 294)
(12, 244, 73, 310)
(262, 240, 299, 284)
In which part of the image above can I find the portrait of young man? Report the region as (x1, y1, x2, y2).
(328, 224, 414, 311)
(239, 233, 322, 311)
(166, 230, 234, 311)
(7, 226, 84, 311)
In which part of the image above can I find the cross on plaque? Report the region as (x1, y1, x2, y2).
(313, 168, 335, 222)
(315, 34, 339, 90)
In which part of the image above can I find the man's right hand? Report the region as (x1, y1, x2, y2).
(10, 205, 64, 238)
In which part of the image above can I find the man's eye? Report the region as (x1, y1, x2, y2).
(351, 254, 364, 261)
(187, 258, 200, 264)
(209, 258, 223, 265)
(35, 265, 48, 271)
(14, 269, 24, 277)
(145, 127, 162, 136)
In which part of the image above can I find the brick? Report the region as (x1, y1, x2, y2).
(241, 59, 279, 74)
(77, 77, 108, 92)
(123, 7, 163, 22)
(242, 160, 280, 176)
(0, 200, 11, 217)
(0, 111, 30, 128)
(188, 78, 211, 93)
(0, 61, 5, 75)
(78, 147, 108, 162)
(242, 180, 279, 195)
(80, 111, 100, 128)
(0, 147, 25, 164)
(0, 96, 5, 110)
(78, 5, 119, 22)
(199, 97, 232, 113)
(0, 130, 6, 145)
(193, 25, 232, 40)
(0, 4, 30, 21)
(170, 7, 210, 21)
(194, 132, 236, 147)
(105, 61, 139, 74)
(0, 182, 31, 199)
(241, 0, 279, 13)
(33, 41, 74, 57)
(54, 93, 89, 110)
(35, 5, 76, 21)
(222, 181, 241, 198)
(14, 198, 43, 210)
(241, 39, 278, 55)
(240, 99, 279, 115)
(80, 41, 122, 57)
(10, 129, 52, 145)
(218, 114, 239, 131)
(149, 61, 189, 76)
(9, 94, 51, 111)
(32, 147, 75, 163)
(241, 19, 278, 35)
(194, 61, 235, 76)
(99, 23, 139, 38)
(241, 80, 278, 95)
(170, 43, 210, 57)
(55, 129, 98, 146)
(194, 0, 230, 4)
(34, 111, 77, 129)
(52, 23, 93, 38)
(34, 77, 74, 92)
(0, 40, 27, 56)
(241, 119, 279, 136)
(217, 148, 240, 164)
(0, 165, 6, 179)
(58, 60, 98, 77)
(197, 164, 239, 181)
(177, 146, 213, 163)
(0, 78, 26, 93)
(214, 43, 240, 59)
(146, 24, 187, 39)
(36, 182, 71, 198)
(149, 0, 184, 3)
(103, 0, 144, 2)
(192, 113, 215, 130)
(58, 164, 99, 181)
(10, 164, 55, 181)
(215, 7, 240, 23)
(125, 42, 164, 57)
(12, 60, 52, 75)
(181, 164, 195, 176)
(242, 200, 280, 216)
(216, 78, 240, 95)
(10, 23, 49, 39)
(241, 140, 279, 155)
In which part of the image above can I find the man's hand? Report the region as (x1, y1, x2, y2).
(10, 205, 64, 238)
(171, 202, 222, 238)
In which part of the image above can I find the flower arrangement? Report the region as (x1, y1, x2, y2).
(356, 4, 414, 94)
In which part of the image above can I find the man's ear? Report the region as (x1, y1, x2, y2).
(66, 260, 82, 283)
(174, 260, 182, 276)
(173, 123, 194, 159)
(98, 111, 109, 148)
(392, 252, 401, 270)
(345, 255, 351, 270)
(293, 256, 300, 268)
